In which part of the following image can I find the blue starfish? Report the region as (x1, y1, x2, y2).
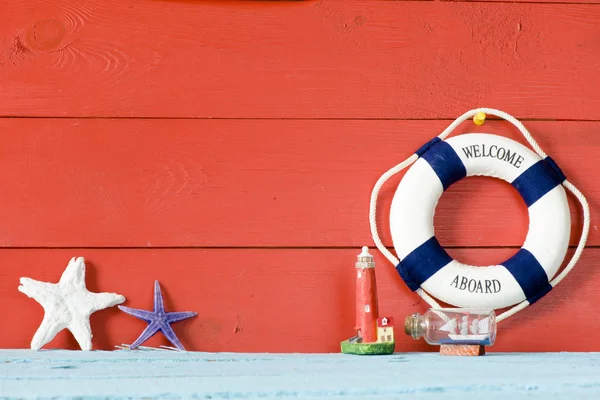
(118, 280, 197, 350)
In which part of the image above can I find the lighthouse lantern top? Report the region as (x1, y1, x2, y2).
(356, 246, 375, 269)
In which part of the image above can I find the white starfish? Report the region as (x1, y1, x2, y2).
(18, 257, 125, 351)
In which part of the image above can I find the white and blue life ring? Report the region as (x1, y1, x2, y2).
(389, 133, 571, 309)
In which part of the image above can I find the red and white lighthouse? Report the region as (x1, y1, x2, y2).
(355, 246, 379, 343)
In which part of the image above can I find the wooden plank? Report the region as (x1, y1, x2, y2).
(0, 118, 595, 248)
(480, 0, 600, 2)
(1, 1, 600, 118)
(2, 351, 600, 399)
(505, 0, 600, 1)
(1, 248, 597, 352)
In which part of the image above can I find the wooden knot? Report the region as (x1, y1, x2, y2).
(23, 19, 66, 52)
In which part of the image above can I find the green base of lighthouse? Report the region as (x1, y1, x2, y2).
(340, 339, 395, 355)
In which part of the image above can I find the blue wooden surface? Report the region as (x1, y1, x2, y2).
(1, 350, 599, 399)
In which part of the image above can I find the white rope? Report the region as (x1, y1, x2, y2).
(369, 108, 590, 323)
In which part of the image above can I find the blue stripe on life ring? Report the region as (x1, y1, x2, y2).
(420, 140, 466, 190)
(511, 158, 565, 207)
(396, 236, 452, 292)
(415, 137, 441, 157)
(502, 248, 552, 304)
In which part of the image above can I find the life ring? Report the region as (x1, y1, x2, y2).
(389, 133, 571, 309)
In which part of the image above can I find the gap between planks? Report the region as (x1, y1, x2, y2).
(0, 245, 594, 250)
(443, 1, 600, 4)
(434, 1, 600, 4)
(1, 116, 600, 122)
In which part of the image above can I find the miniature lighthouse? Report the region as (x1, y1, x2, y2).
(355, 246, 379, 343)
(341, 247, 395, 355)
(340, 246, 395, 355)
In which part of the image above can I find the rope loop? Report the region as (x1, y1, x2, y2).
(369, 108, 590, 322)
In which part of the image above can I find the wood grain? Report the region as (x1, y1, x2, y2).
(0, 248, 597, 352)
(1, 1, 599, 118)
(0, 118, 595, 248)
(2, 352, 600, 399)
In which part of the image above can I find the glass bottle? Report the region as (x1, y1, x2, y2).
(404, 308, 497, 346)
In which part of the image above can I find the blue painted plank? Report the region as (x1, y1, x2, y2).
(1, 350, 599, 399)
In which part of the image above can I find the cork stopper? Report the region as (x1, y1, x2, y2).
(404, 314, 425, 340)
(356, 246, 375, 269)
(404, 316, 413, 336)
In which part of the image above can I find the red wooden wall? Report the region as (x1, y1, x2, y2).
(0, 0, 598, 353)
